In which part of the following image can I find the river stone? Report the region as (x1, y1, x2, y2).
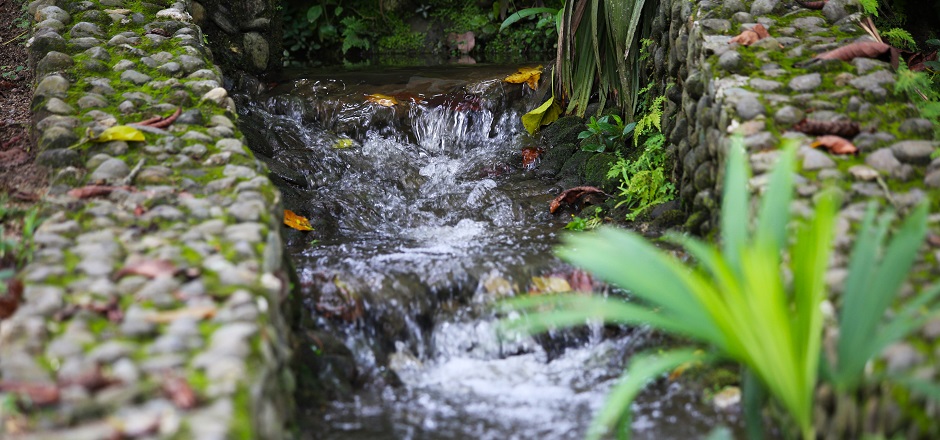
(69, 21, 102, 38)
(188, 69, 221, 82)
(748, 78, 780, 92)
(926, 169, 940, 189)
(750, 0, 778, 15)
(77, 93, 108, 109)
(744, 132, 776, 151)
(735, 94, 764, 120)
(157, 62, 182, 76)
(891, 141, 936, 165)
(90, 158, 130, 182)
(244, 32, 269, 70)
(822, 0, 852, 23)
(38, 126, 80, 151)
(718, 50, 742, 72)
(112, 59, 135, 71)
(866, 148, 912, 180)
(29, 31, 67, 53)
(37, 51, 74, 74)
(202, 87, 229, 106)
(848, 165, 879, 181)
(853, 58, 889, 75)
(800, 147, 836, 170)
(899, 118, 935, 137)
(45, 97, 76, 115)
(36, 18, 66, 32)
(38, 5, 71, 23)
(135, 166, 173, 184)
(120, 69, 152, 85)
(850, 70, 895, 93)
(89, 341, 134, 364)
(188, 80, 220, 94)
(788, 73, 821, 92)
(178, 54, 206, 73)
(35, 74, 69, 98)
(37, 148, 82, 169)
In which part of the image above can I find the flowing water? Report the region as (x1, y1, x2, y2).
(233, 63, 740, 439)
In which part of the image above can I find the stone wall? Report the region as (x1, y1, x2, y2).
(0, 0, 294, 438)
(191, 0, 282, 73)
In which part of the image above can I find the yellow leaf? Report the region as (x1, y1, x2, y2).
(145, 306, 216, 324)
(91, 125, 145, 142)
(333, 138, 354, 149)
(521, 96, 562, 135)
(284, 209, 313, 231)
(530, 276, 571, 294)
(504, 65, 543, 90)
(365, 93, 399, 107)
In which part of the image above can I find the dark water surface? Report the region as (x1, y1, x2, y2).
(234, 63, 740, 439)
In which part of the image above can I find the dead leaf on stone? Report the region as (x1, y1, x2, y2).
(60, 365, 120, 393)
(0, 381, 60, 406)
(529, 276, 572, 295)
(162, 375, 198, 410)
(0, 277, 24, 320)
(364, 93, 399, 107)
(504, 65, 542, 90)
(792, 118, 861, 138)
(521, 146, 543, 170)
(549, 186, 608, 214)
(115, 259, 177, 280)
(284, 209, 314, 231)
(795, 0, 827, 9)
(67, 185, 131, 199)
(145, 306, 217, 324)
(811, 135, 859, 155)
(814, 41, 900, 69)
(729, 24, 770, 46)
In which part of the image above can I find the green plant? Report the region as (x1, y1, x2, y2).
(895, 63, 940, 134)
(0, 65, 26, 80)
(281, 0, 380, 65)
(564, 206, 604, 231)
(577, 115, 636, 153)
(882, 27, 917, 50)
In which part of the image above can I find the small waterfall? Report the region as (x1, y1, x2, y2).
(234, 64, 740, 439)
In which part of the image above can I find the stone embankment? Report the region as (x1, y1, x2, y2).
(1, 0, 293, 438)
(651, 0, 940, 435)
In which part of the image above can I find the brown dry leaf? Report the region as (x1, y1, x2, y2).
(0, 381, 60, 406)
(549, 186, 607, 214)
(67, 185, 129, 199)
(0, 278, 24, 320)
(521, 147, 543, 170)
(146, 107, 182, 129)
(815, 41, 899, 69)
(60, 365, 120, 392)
(145, 306, 217, 324)
(364, 93, 399, 107)
(792, 119, 861, 138)
(284, 209, 314, 231)
(504, 65, 543, 90)
(811, 135, 859, 155)
(115, 259, 177, 280)
(162, 376, 198, 409)
(795, 0, 827, 9)
(729, 24, 770, 46)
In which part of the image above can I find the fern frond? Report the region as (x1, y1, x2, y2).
(858, 0, 879, 17)
(883, 28, 917, 51)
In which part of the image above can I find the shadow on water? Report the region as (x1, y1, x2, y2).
(232, 63, 742, 439)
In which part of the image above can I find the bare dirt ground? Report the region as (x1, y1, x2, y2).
(0, 0, 47, 204)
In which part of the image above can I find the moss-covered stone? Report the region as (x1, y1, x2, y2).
(539, 142, 578, 177)
(583, 152, 618, 193)
(540, 115, 585, 147)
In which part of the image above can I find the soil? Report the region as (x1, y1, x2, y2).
(0, 0, 47, 205)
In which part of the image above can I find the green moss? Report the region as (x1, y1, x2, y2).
(583, 153, 618, 193)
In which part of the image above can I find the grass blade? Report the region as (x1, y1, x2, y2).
(720, 137, 750, 276)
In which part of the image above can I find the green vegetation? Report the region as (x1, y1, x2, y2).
(503, 138, 940, 439)
(0, 197, 42, 284)
(564, 206, 603, 231)
(578, 115, 636, 153)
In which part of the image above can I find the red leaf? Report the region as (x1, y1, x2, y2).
(729, 24, 770, 46)
(0, 381, 60, 406)
(814, 41, 900, 69)
(521, 147, 543, 170)
(795, 0, 827, 9)
(811, 135, 859, 155)
(59, 365, 120, 392)
(67, 185, 126, 199)
(0, 278, 24, 320)
(162, 376, 198, 409)
(549, 186, 608, 214)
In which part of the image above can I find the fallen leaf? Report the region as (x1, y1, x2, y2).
(145, 306, 217, 324)
(60, 365, 120, 392)
(67, 185, 127, 199)
(811, 135, 858, 155)
(567, 269, 594, 292)
(521, 146, 543, 170)
(333, 138, 354, 149)
(795, 0, 827, 9)
(91, 125, 145, 142)
(115, 259, 177, 280)
(284, 209, 314, 231)
(365, 93, 399, 107)
(792, 119, 861, 138)
(729, 24, 770, 46)
(315, 277, 363, 321)
(814, 41, 900, 69)
(161, 376, 198, 409)
(521, 96, 562, 135)
(549, 186, 607, 214)
(146, 107, 182, 129)
(530, 276, 572, 294)
(504, 65, 543, 90)
(0, 277, 24, 320)
(0, 381, 60, 406)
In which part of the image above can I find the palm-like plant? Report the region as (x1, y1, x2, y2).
(503, 135, 940, 439)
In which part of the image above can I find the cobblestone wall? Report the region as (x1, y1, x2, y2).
(0, 0, 294, 438)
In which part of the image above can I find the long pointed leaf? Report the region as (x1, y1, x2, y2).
(721, 137, 750, 276)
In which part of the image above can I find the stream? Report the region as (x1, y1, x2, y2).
(232, 63, 740, 439)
